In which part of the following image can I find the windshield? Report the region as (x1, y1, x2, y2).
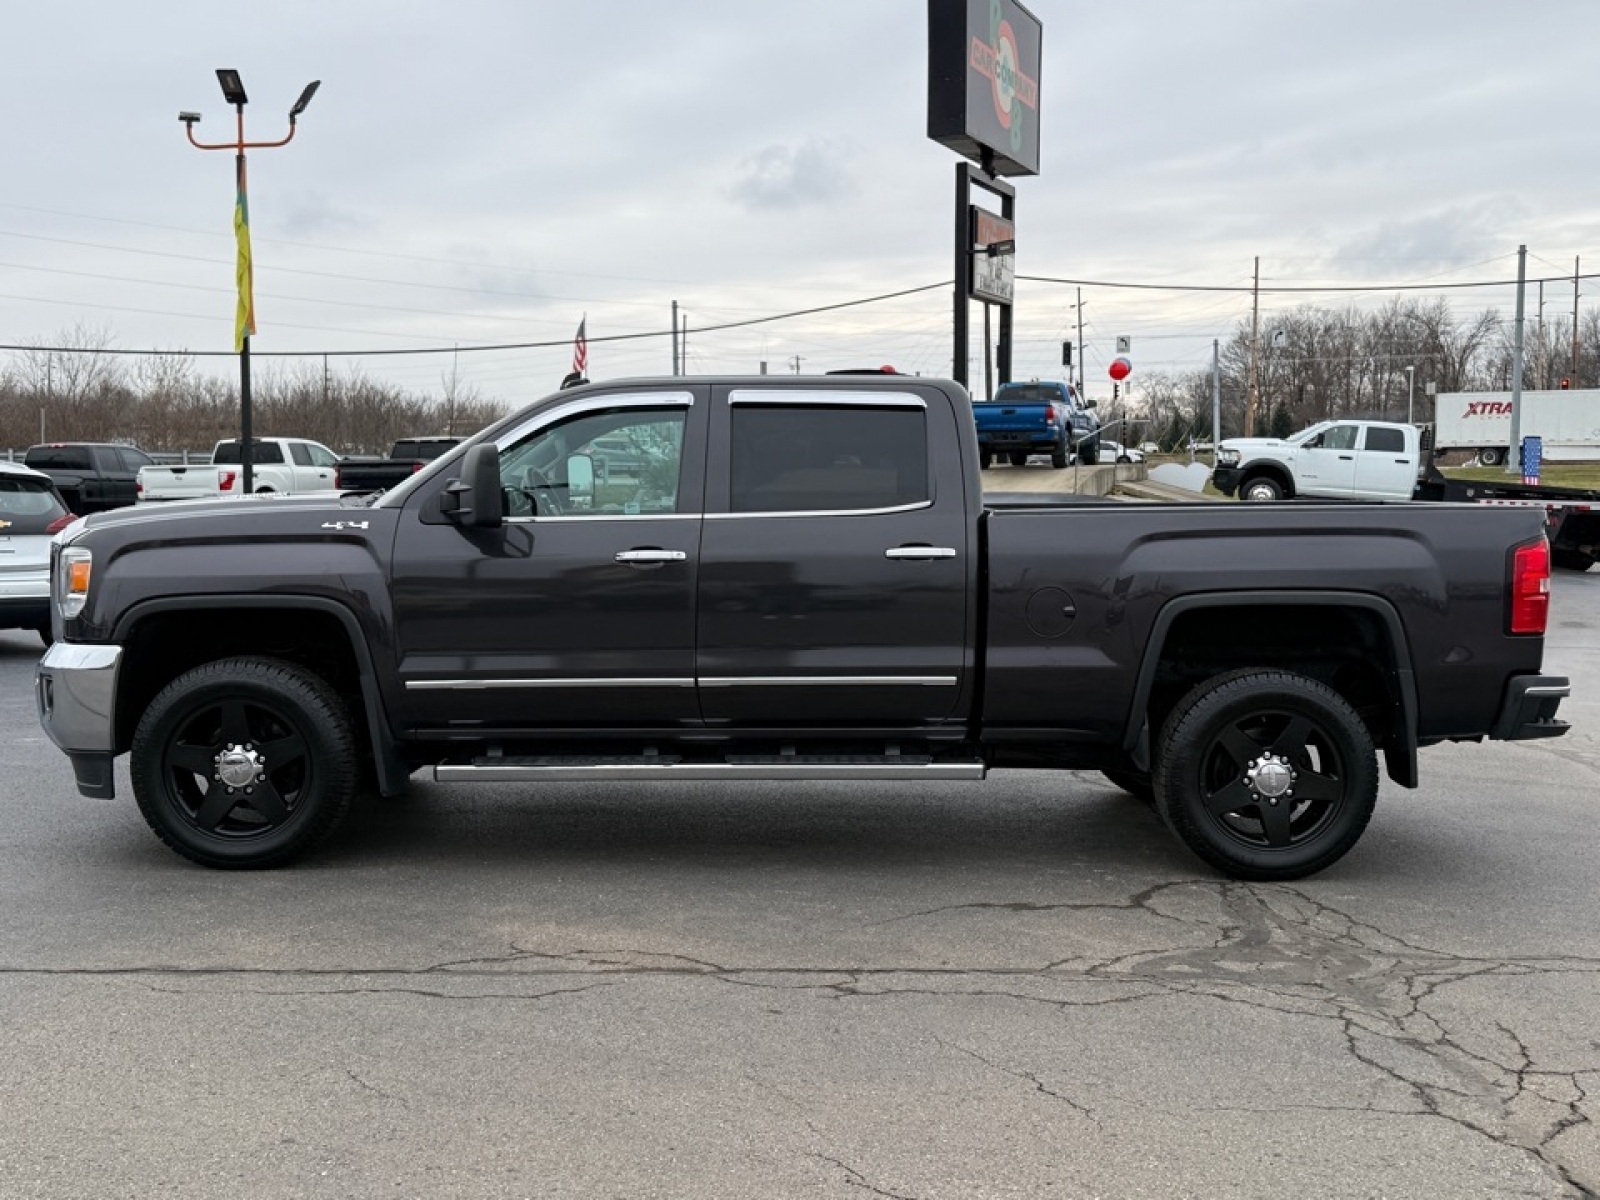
(1287, 421, 1334, 446)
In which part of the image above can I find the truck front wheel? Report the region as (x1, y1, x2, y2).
(1240, 476, 1284, 502)
(1151, 669, 1378, 881)
(130, 657, 358, 869)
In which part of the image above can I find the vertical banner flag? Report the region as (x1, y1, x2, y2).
(233, 155, 256, 352)
(572, 315, 588, 376)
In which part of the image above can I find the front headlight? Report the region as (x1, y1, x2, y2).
(1216, 447, 1240, 467)
(58, 546, 93, 619)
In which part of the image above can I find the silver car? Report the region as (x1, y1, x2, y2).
(0, 461, 74, 646)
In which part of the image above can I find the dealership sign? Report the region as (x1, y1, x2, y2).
(927, 0, 1043, 176)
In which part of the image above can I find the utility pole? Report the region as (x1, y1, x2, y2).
(790, 355, 804, 375)
(1211, 339, 1221, 466)
(1537, 279, 1546, 390)
(671, 301, 679, 375)
(1574, 256, 1582, 384)
(1246, 256, 1261, 437)
(1076, 286, 1085, 395)
(1508, 245, 1527, 476)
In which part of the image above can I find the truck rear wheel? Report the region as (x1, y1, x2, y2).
(1151, 669, 1378, 881)
(130, 657, 358, 869)
(979, 449, 993, 470)
(1478, 447, 1505, 467)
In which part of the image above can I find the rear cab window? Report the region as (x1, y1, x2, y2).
(727, 402, 929, 513)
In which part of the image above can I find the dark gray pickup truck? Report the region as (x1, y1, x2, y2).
(36, 374, 1570, 879)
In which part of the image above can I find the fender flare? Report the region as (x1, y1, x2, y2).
(1121, 590, 1418, 787)
(111, 594, 408, 797)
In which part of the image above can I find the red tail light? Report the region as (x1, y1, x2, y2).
(412, 461, 424, 473)
(1509, 538, 1550, 635)
(219, 470, 238, 492)
(46, 514, 76, 535)
(334, 465, 344, 488)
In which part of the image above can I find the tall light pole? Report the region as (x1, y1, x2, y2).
(180, 71, 320, 493)
(1405, 364, 1415, 424)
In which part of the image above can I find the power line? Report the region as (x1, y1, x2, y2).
(1019, 271, 1600, 294)
(0, 281, 953, 359)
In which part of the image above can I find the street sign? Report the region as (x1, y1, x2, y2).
(1115, 335, 1131, 354)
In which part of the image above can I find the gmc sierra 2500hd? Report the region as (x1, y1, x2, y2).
(37, 373, 1569, 879)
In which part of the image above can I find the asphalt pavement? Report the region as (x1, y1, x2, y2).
(1, 569, 1598, 1198)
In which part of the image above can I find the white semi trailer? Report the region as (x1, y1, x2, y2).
(1432, 388, 1600, 464)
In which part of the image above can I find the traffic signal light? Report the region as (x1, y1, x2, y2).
(1560, 377, 1571, 390)
(1062, 341, 1073, 367)
(1112, 383, 1119, 402)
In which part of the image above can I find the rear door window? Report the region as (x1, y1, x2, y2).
(1363, 426, 1407, 453)
(729, 403, 929, 513)
(0, 476, 68, 533)
(24, 446, 92, 471)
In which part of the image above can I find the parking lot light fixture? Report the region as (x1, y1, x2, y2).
(179, 72, 321, 493)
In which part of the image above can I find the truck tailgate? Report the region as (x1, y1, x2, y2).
(137, 465, 226, 502)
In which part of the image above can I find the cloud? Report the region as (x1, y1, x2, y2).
(1333, 199, 1530, 272)
(730, 139, 858, 212)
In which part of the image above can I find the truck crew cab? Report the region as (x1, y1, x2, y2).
(37, 374, 1569, 880)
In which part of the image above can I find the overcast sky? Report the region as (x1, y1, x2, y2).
(2, 0, 1597, 414)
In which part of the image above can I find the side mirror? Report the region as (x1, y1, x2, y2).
(1084, 397, 1098, 409)
(566, 453, 595, 507)
(1306, 435, 1323, 448)
(440, 443, 503, 528)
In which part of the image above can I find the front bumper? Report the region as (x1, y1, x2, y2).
(1491, 674, 1570, 741)
(36, 643, 123, 798)
(1210, 466, 1243, 497)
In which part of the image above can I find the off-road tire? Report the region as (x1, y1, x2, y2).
(131, 656, 358, 869)
(1151, 669, 1378, 881)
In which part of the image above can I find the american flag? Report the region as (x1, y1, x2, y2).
(571, 315, 587, 376)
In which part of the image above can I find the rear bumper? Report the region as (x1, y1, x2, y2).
(1491, 674, 1570, 740)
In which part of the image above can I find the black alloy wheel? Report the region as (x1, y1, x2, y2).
(131, 657, 358, 868)
(1152, 669, 1378, 880)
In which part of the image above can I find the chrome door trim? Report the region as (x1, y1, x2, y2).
(728, 390, 927, 409)
(405, 677, 696, 691)
(705, 500, 931, 520)
(697, 675, 958, 688)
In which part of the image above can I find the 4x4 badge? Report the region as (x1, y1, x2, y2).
(320, 520, 369, 531)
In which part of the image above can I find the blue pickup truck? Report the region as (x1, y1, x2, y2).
(973, 380, 1101, 469)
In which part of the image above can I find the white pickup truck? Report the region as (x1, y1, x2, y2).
(1210, 419, 1421, 501)
(137, 437, 342, 502)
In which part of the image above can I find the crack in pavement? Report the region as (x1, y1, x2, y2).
(5, 881, 1599, 1194)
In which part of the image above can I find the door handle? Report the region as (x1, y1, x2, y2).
(1338, 454, 1354, 460)
(615, 549, 687, 564)
(885, 546, 957, 560)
